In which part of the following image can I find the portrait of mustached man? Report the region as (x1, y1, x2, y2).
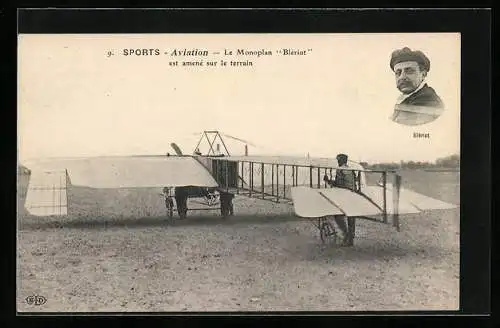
(389, 47, 445, 126)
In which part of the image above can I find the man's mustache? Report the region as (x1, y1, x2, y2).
(397, 80, 413, 87)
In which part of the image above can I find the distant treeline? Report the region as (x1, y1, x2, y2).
(360, 154, 460, 170)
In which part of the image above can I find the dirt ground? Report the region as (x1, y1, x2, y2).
(17, 170, 460, 312)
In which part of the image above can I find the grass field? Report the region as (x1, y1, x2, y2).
(17, 169, 459, 312)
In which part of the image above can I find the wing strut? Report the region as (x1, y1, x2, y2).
(392, 174, 402, 231)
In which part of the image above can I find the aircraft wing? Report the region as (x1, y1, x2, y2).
(290, 186, 345, 217)
(291, 186, 384, 218)
(21, 156, 219, 216)
(360, 186, 422, 215)
(23, 156, 218, 189)
(363, 185, 458, 211)
(290, 185, 458, 219)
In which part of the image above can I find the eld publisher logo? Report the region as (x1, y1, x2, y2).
(25, 294, 47, 306)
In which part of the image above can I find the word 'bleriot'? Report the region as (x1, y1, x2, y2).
(282, 49, 309, 55)
(413, 132, 430, 138)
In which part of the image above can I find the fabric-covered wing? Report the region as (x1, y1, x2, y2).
(318, 188, 384, 217)
(290, 186, 384, 218)
(381, 185, 457, 211)
(361, 186, 422, 214)
(290, 184, 458, 220)
(24, 156, 219, 189)
(24, 170, 68, 216)
(290, 186, 344, 218)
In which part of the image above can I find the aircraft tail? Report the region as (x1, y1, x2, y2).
(170, 143, 183, 156)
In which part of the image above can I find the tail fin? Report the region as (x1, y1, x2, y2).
(170, 143, 183, 156)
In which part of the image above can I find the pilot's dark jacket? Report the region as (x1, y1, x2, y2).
(334, 167, 357, 191)
(391, 83, 445, 125)
(325, 165, 357, 191)
(399, 83, 444, 108)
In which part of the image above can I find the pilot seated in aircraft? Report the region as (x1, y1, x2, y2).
(323, 153, 357, 246)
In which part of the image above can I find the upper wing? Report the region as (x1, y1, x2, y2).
(23, 156, 219, 189)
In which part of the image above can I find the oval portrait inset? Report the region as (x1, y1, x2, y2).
(389, 47, 445, 126)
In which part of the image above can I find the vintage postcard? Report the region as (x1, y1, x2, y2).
(17, 32, 460, 312)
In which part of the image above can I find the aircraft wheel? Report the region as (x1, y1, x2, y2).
(320, 221, 337, 244)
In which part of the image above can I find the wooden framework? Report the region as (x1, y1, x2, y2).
(206, 157, 402, 232)
(192, 131, 231, 156)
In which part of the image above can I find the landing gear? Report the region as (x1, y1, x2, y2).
(162, 187, 234, 220)
(163, 187, 188, 220)
(220, 191, 234, 218)
(318, 218, 337, 244)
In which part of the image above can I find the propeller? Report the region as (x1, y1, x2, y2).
(170, 143, 183, 156)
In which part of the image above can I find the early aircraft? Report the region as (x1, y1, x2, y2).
(19, 130, 458, 245)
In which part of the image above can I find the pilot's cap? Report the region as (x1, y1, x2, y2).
(336, 153, 348, 161)
(390, 47, 430, 72)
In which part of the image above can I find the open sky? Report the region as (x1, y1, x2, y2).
(18, 33, 460, 164)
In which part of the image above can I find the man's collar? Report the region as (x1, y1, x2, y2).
(396, 82, 426, 104)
